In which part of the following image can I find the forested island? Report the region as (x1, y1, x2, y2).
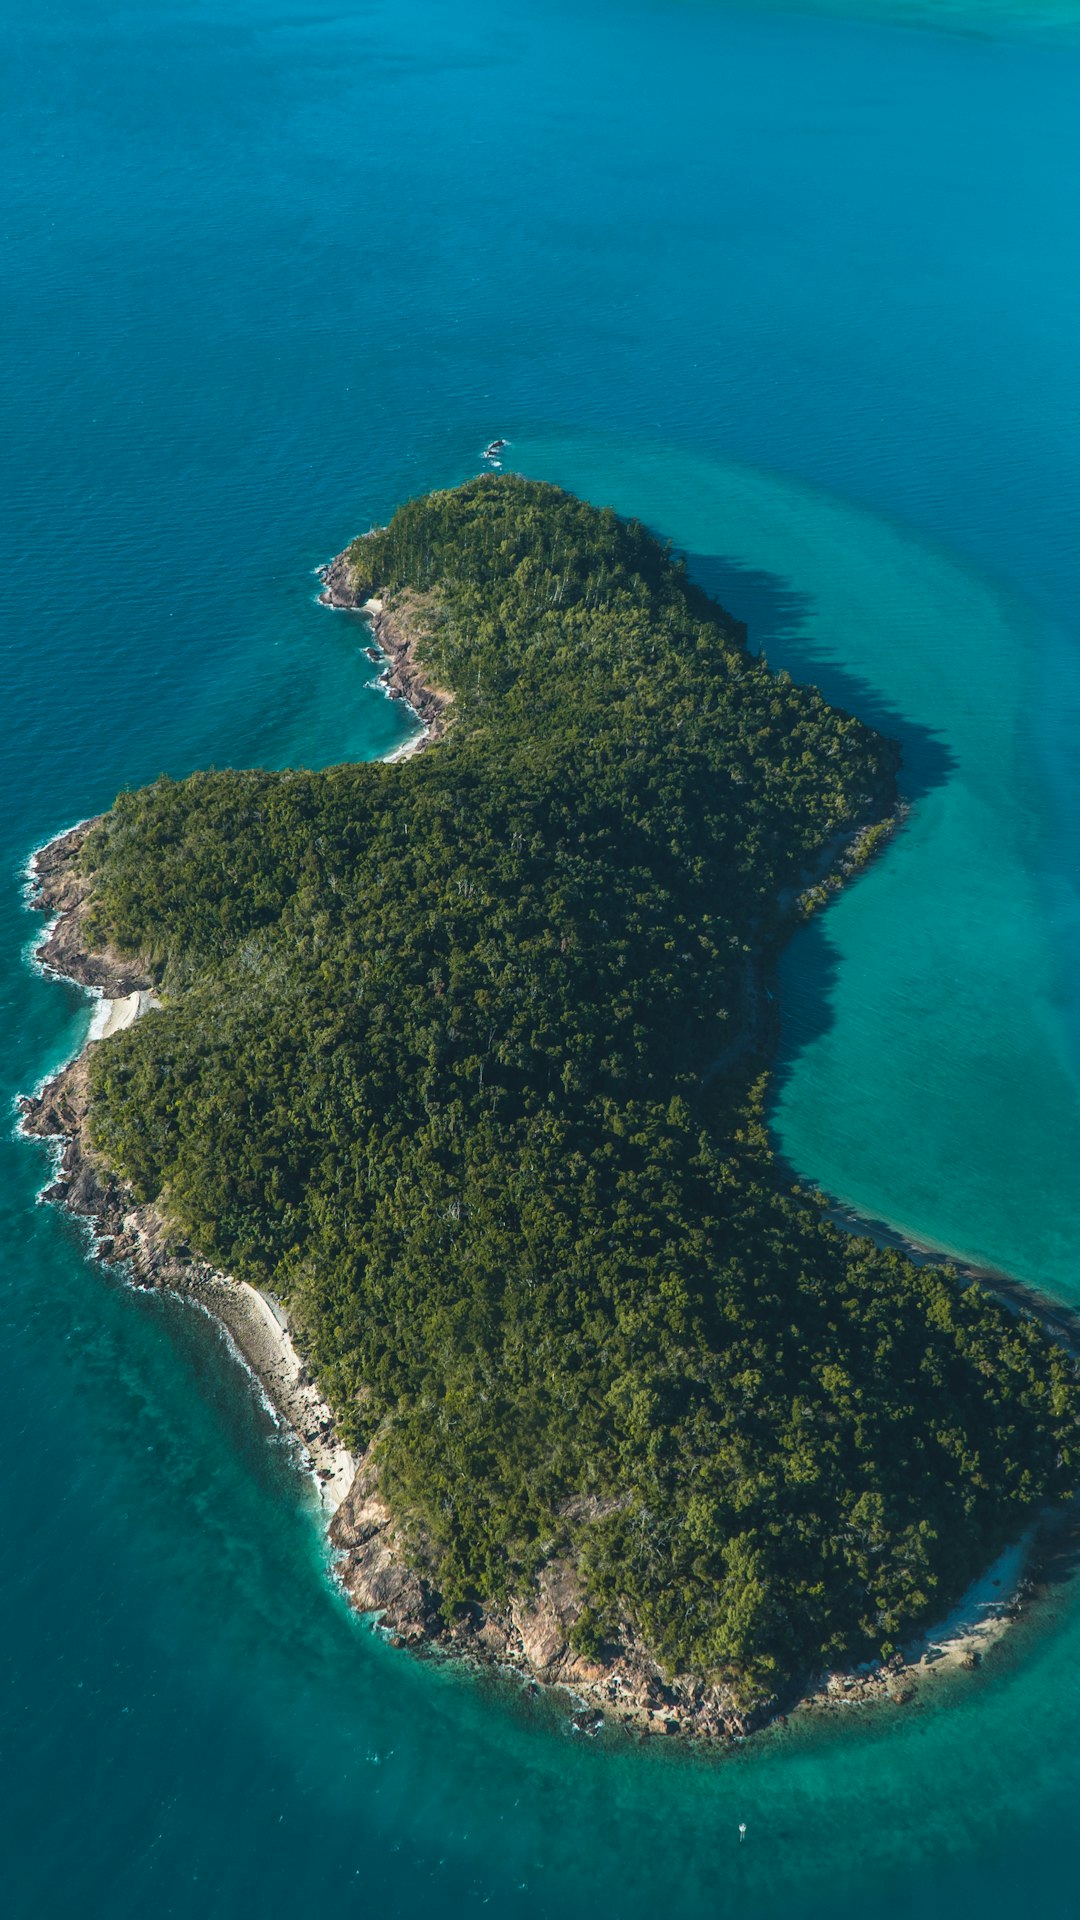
(23, 476, 1080, 1736)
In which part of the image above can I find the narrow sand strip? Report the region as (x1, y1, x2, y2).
(93, 988, 161, 1041)
(382, 730, 427, 765)
(191, 1272, 354, 1510)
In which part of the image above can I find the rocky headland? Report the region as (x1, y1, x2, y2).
(318, 543, 454, 747)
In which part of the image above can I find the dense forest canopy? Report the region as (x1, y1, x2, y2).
(79, 476, 1079, 1692)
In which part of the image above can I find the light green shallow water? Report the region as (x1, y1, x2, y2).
(517, 431, 1080, 1302)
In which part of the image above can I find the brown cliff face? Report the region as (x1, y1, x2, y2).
(317, 549, 454, 746)
(324, 1443, 777, 1738)
(316, 549, 364, 609)
(31, 820, 151, 997)
(329, 1459, 437, 1641)
(368, 598, 454, 742)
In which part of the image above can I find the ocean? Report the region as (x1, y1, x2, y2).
(4, 0, 1080, 1913)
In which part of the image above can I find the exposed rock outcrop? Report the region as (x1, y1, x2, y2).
(31, 820, 151, 996)
(318, 546, 454, 745)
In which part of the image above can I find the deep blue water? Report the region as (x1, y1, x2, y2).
(5, 1, 1080, 1914)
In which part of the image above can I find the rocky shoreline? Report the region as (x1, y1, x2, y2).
(15, 636, 1059, 1742)
(21, 817, 773, 1737)
(20, 823, 354, 1507)
(317, 543, 454, 748)
(19, 825, 785, 1740)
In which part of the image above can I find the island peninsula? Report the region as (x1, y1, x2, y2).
(22, 476, 1080, 1737)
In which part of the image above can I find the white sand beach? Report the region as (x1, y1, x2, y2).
(192, 1273, 355, 1511)
(89, 988, 161, 1042)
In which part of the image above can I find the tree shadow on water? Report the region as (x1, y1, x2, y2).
(684, 548, 956, 1104)
(685, 549, 955, 804)
(767, 912, 847, 1113)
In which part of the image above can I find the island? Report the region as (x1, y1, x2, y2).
(22, 474, 1080, 1738)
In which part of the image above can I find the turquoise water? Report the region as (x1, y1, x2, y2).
(519, 435, 1080, 1293)
(5, 0, 1080, 1913)
(745, 0, 1080, 38)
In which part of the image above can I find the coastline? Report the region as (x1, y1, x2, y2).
(316, 545, 454, 754)
(19, 822, 354, 1514)
(788, 1168, 1080, 1359)
(18, 810, 1056, 1745)
(15, 592, 1070, 1741)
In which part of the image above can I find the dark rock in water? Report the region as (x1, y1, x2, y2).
(315, 561, 453, 745)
